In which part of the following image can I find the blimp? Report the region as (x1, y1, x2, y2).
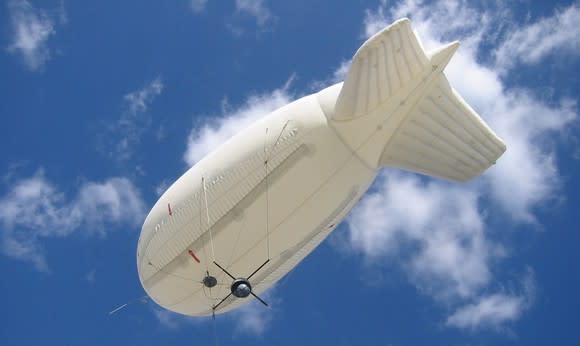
(137, 18, 506, 316)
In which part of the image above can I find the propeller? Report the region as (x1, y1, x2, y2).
(211, 259, 270, 311)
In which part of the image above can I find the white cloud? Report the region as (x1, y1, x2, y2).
(155, 179, 171, 197)
(446, 294, 524, 329)
(7, 0, 65, 71)
(331, 60, 351, 83)
(73, 178, 146, 235)
(348, 172, 495, 300)
(229, 287, 278, 336)
(150, 293, 277, 336)
(233, 302, 273, 336)
(189, 0, 275, 34)
(184, 78, 294, 166)
(308, 59, 351, 92)
(342, 0, 578, 330)
(446, 270, 535, 330)
(190, 0, 208, 13)
(104, 78, 164, 161)
(482, 93, 576, 223)
(124, 78, 164, 116)
(0, 170, 146, 271)
(153, 308, 187, 329)
(151, 298, 275, 336)
(151, 306, 213, 333)
(495, 4, 580, 72)
(85, 269, 96, 284)
(235, 0, 273, 27)
(362, 0, 390, 40)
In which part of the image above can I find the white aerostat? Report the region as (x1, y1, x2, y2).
(137, 18, 506, 316)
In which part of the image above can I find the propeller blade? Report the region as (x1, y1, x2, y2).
(247, 259, 270, 280)
(213, 259, 270, 311)
(213, 292, 233, 311)
(250, 292, 269, 307)
(213, 261, 236, 280)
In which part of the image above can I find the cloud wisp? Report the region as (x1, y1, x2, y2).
(151, 307, 202, 329)
(229, 287, 279, 336)
(446, 269, 536, 330)
(190, 0, 209, 13)
(103, 78, 164, 162)
(343, 0, 578, 331)
(6, 0, 66, 71)
(0, 169, 145, 271)
(151, 287, 278, 337)
(189, 0, 276, 35)
(495, 4, 580, 73)
(348, 172, 494, 301)
(184, 78, 293, 166)
(124, 78, 164, 116)
(234, 0, 274, 27)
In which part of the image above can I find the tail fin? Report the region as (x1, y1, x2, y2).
(379, 75, 506, 182)
(334, 18, 429, 121)
(332, 18, 506, 182)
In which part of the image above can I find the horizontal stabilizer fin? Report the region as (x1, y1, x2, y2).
(334, 18, 429, 120)
(379, 76, 506, 182)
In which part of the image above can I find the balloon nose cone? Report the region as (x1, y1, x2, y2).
(231, 279, 252, 298)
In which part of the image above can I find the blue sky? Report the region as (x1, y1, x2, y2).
(1, 0, 579, 344)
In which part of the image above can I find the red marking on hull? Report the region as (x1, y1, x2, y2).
(188, 249, 200, 263)
(168, 203, 172, 216)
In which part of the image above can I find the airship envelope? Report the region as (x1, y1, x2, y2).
(137, 18, 506, 316)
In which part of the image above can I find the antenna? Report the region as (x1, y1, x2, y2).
(108, 295, 148, 315)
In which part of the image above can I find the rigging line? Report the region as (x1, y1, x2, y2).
(224, 206, 248, 274)
(262, 121, 289, 261)
(264, 127, 270, 260)
(201, 176, 226, 301)
(143, 128, 304, 295)
(214, 148, 363, 271)
(142, 122, 298, 265)
(267, 120, 290, 161)
(202, 177, 217, 261)
(212, 308, 220, 346)
(199, 179, 210, 273)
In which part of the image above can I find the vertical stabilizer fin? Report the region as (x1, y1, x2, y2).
(331, 18, 506, 182)
(334, 18, 429, 121)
